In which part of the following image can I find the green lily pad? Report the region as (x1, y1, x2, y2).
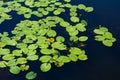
(2, 54, 15, 61)
(78, 54, 88, 60)
(16, 58, 27, 64)
(0, 61, 6, 68)
(57, 56, 71, 63)
(56, 36, 65, 42)
(12, 50, 22, 57)
(0, 48, 10, 55)
(93, 29, 105, 34)
(39, 56, 52, 63)
(27, 55, 39, 61)
(95, 35, 105, 41)
(75, 23, 86, 32)
(78, 4, 86, 10)
(64, 0, 71, 2)
(9, 66, 20, 74)
(70, 16, 80, 23)
(40, 48, 52, 54)
(47, 30, 57, 37)
(51, 42, 66, 50)
(69, 47, 82, 55)
(79, 36, 88, 41)
(59, 21, 70, 27)
(104, 32, 113, 39)
(40, 63, 51, 72)
(7, 59, 17, 67)
(26, 71, 37, 80)
(68, 54, 78, 62)
(70, 36, 78, 42)
(85, 7, 94, 12)
(102, 40, 113, 47)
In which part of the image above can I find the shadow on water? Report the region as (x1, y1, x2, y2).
(0, 0, 120, 80)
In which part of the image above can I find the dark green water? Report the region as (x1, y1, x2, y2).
(0, 0, 120, 80)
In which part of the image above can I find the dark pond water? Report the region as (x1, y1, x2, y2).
(0, 0, 120, 80)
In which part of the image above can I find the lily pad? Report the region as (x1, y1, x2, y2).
(39, 56, 52, 63)
(68, 54, 78, 62)
(40, 63, 51, 72)
(9, 66, 20, 74)
(26, 71, 37, 80)
(0, 61, 6, 68)
(56, 36, 65, 42)
(102, 40, 113, 47)
(79, 36, 88, 42)
(27, 55, 39, 61)
(70, 16, 80, 23)
(85, 7, 94, 12)
(57, 56, 71, 63)
(69, 47, 82, 55)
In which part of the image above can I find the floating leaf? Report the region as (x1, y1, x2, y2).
(47, 30, 57, 37)
(2, 54, 15, 61)
(111, 37, 116, 42)
(40, 63, 51, 72)
(57, 56, 71, 63)
(9, 66, 20, 74)
(51, 42, 66, 50)
(7, 59, 17, 67)
(78, 54, 88, 60)
(75, 23, 86, 32)
(79, 36, 88, 42)
(95, 35, 105, 41)
(16, 58, 27, 64)
(56, 36, 65, 42)
(78, 4, 86, 10)
(28, 44, 38, 50)
(64, 0, 71, 2)
(68, 54, 78, 62)
(85, 7, 94, 12)
(39, 56, 52, 63)
(53, 10, 61, 15)
(26, 71, 37, 80)
(40, 48, 52, 54)
(70, 36, 78, 42)
(0, 48, 10, 55)
(70, 16, 80, 23)
(102, 40, 113, 47)
(59, 21, 70, 27)
(12, 50, 22, 57)
(93, 29, 105, 34)
(69, 47, 82, 55)
(69, 30, 79, 36)
(0, 61, 6, 68)
(27, 55, 39, 61)
(20, 65, 29, 71)
(104, 32, 113, 39)
(66, 26, 76, 32)
(16, 43, 27, 49)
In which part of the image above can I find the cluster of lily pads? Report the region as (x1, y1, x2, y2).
(94, 25, 116, 47)
(0, 0, 116, 80)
